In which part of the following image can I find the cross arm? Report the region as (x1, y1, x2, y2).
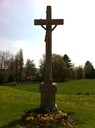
(34, 19, 45, 25)
(52, 19, 64, 25)
(34, 19, 64, 25)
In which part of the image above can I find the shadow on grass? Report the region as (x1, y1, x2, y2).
(0, 109, 37, 128)
(0, 108, 77, 128)
(0, 118, 28, 128)
(0, 120, 20, 128)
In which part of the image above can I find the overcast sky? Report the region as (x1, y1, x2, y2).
(0, 0, 95, 68)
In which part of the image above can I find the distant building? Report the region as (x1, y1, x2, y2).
(25, 75, 33, 81)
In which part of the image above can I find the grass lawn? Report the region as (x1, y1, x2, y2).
(0, 79, 95, 128)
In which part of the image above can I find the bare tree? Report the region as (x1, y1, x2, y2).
(0, 51, 13, 84)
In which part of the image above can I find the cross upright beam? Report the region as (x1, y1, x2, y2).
(34, 6, 64, 86)
(34, 6, 64, 112)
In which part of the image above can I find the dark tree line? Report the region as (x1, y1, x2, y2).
(39, 54, 73, 82)
(39, 54, 95, 81)
(0, 49, 24, 84)
(0, 50, 95, 85)
(0, 49, 38, 85)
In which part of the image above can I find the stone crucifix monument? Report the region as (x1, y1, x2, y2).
(34, 6, 64, 112)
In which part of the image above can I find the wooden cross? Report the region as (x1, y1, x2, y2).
(34, 6, 64, 86)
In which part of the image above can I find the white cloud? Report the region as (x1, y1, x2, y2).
(0, 37, 45, 67)
(13, 40, 45, 67)
(0, 36, 12, 51)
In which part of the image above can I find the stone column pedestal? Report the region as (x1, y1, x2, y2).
(39, 82, 57, 113)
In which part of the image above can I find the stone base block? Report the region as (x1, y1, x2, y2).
(39, 82, 58, 113)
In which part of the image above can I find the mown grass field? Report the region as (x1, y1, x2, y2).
(0, 79, 95, 128)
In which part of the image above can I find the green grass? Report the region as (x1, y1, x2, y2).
(0, 85, 40, 128)
(57, 79, 95, 95)
(0, 79, 95, 128)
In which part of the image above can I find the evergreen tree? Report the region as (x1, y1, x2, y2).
(63, 54, 73, 68)
(84, 61, 95, 79)
(63, 54, 73, 79)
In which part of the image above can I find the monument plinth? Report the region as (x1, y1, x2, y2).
(34, 6, 64, 112)
(39, 82, 57, 112)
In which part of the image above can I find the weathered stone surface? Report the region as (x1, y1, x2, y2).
(39, 82, 57, 112)
(34, 6, 64, 112)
